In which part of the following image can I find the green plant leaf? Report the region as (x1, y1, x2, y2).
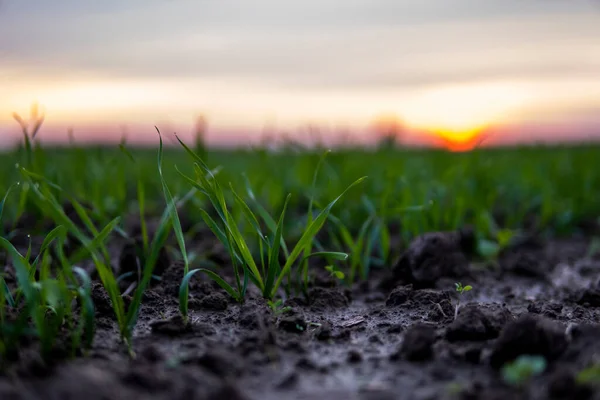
(270, 176, 367, 298)
(157, 129, 189, 318)
(264, 194, 291, 295)
(73, 266, 95, 350)
(181, 268, 240, 302)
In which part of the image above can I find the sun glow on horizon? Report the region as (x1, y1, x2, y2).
(400, 82, 533, 149)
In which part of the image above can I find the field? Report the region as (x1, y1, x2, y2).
(1, 130, 600, 400)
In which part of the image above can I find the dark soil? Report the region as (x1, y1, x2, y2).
(3, 221, 600, 400)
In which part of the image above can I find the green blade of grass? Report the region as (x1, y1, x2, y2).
(1, 276, 15, 308)
(230, 183, 268, 244)
(181, 268, 240, 302)
(68, 217, 122, 265)
(242, 174, 277, 232)
(157, 130, 190, 318)
(0, 183, 17, 227)
(301, 251, 349, 262)
(31, 225, 67, 269)
(300, 150, 331, 288)
(242, 175, 290, 258)
(270, 176, 367, 298)
(73, 266, 95, 350)
(125, 197, 175, 335)
(265, 194, 291, 295)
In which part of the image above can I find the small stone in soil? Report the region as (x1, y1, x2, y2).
(308, 287, 349, 310)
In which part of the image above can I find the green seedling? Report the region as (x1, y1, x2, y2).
(16, 166, 177, 357)
(267, 299, 292, 316)
(156, 130, 192, 323)
(325, 265, 345, 281)
(454, 282, 472, 320)
(501, 355, 547, 387)
(326, 213, 374, 284)
(174, 133, 365, 302)
(298, 150, 329, 292)
(0, 226, 95, 364)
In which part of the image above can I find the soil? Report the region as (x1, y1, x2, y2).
(3, 217, 600, 400)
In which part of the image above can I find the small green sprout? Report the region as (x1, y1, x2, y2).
(455, 282, 472, 294)
(325, 265, 345, 281)
(173, 133, 364, 303)
(454, 282, 472, 320)
(267, 299, 292, 316)
(501, 355, 547, 387)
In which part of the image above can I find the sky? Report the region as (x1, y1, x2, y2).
(1, 0, 600, 149)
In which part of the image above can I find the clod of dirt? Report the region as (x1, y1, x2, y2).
(149, 315, 192, 336)
(90, 282, 116, 318)
(277, 310, 307, 333)
(427, 298, 455, 322)
(489, 313, 568, 369)
(386, 284, 413, 306)
(189, 293, 228, 311)
(238, 299, 273, 331)
(307, 287, 350, 310)
(449, 342, 485, 364)
(391, 229, 474, 288)
(446, 303, 512, 342)
(527, 301, 563, 319)
(411, 288, 451, 306)
(315, 321, 332, 340)
(386, 285, 452, 308)
(391, 323, 437, 362)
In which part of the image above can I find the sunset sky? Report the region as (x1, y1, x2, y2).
(1, 0, 600, 148)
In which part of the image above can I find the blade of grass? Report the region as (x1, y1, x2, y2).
(156, 129, 190, 319)
(270, 176, 367, 298)
(181, 268, 240, 301)
(265, 194, 291, 295)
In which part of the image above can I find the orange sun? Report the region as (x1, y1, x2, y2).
(430, 127, 486, 151)
(399, 82, 532, 151)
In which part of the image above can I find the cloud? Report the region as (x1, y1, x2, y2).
(2, 0, 599, 91)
